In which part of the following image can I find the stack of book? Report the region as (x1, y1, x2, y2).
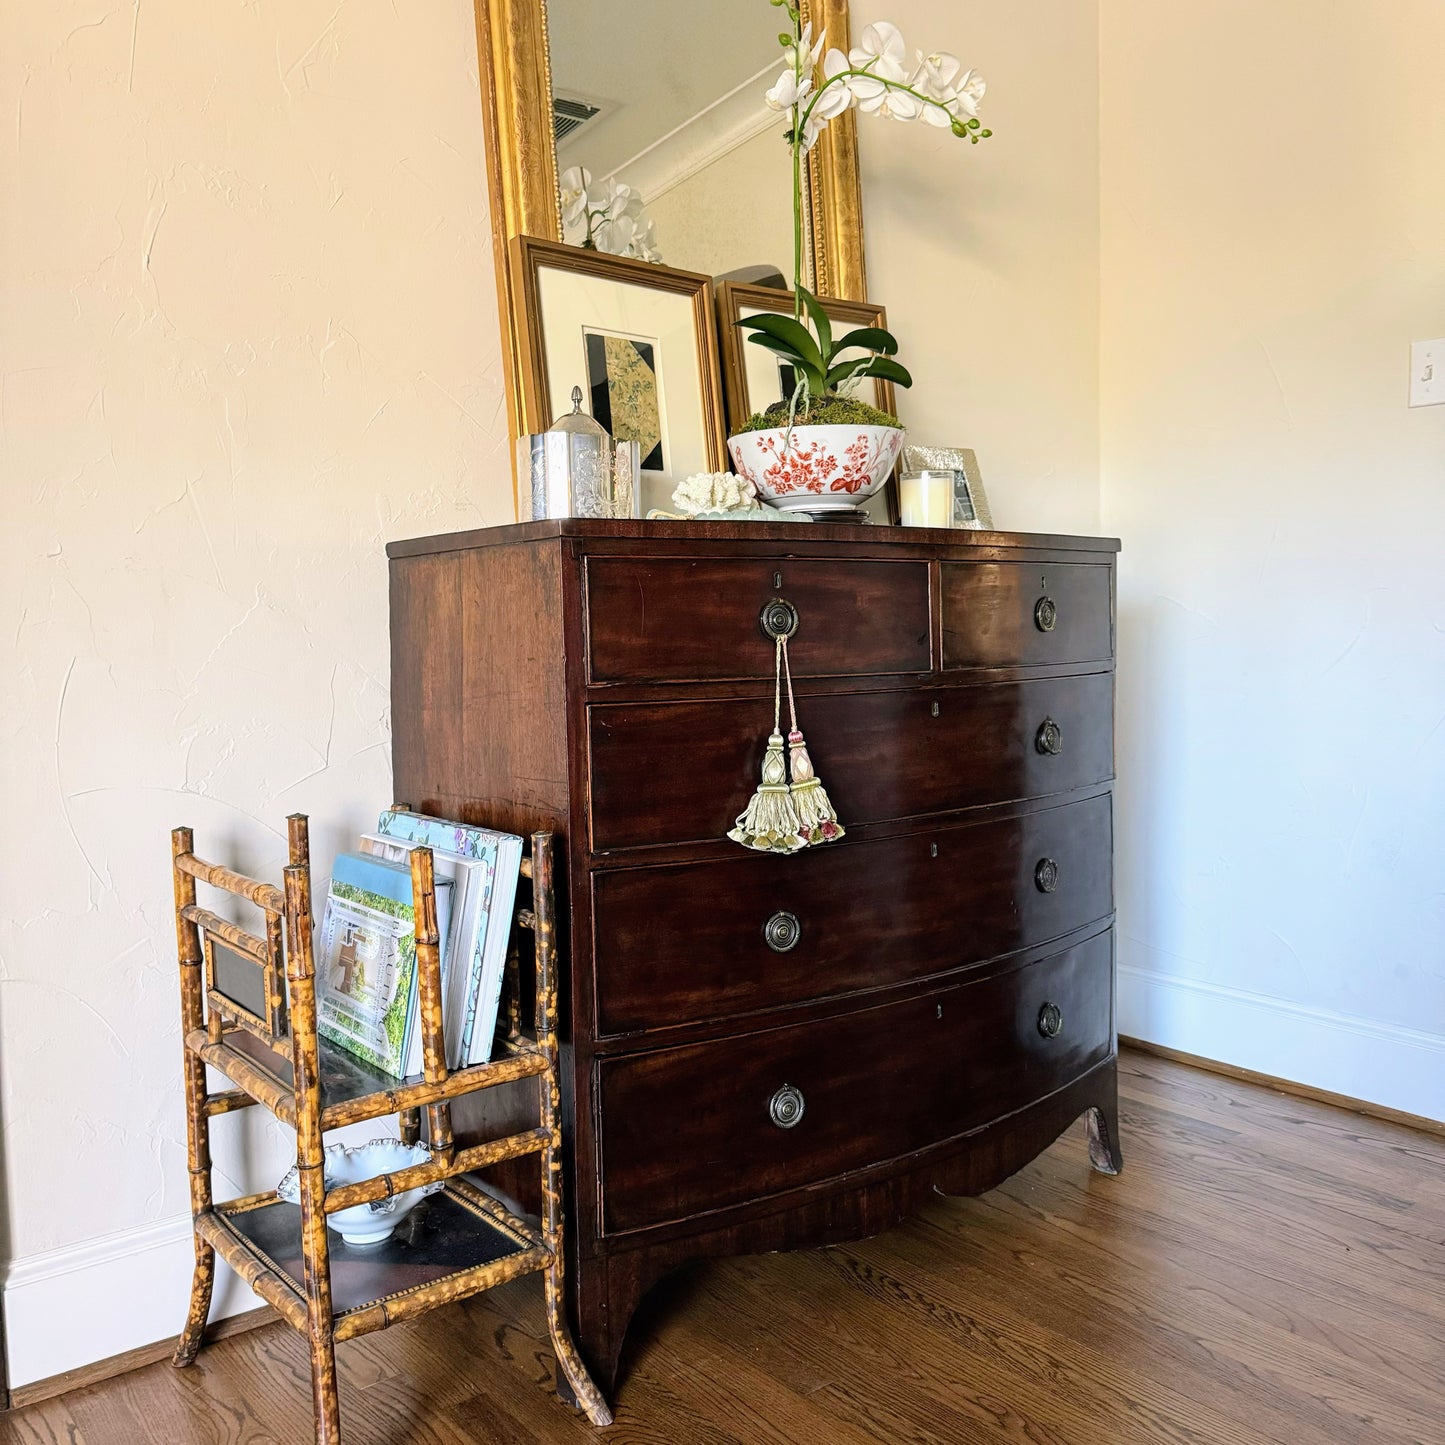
(312, 808, 525, 1077)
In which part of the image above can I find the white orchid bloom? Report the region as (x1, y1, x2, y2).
(871, 86, 921, 121)
(950, 68, 986, 119)
(559, 165, 592, 229)
(816, 49, 854, 116)
(849, 21, 908, 82)
(766, 66, 814, 111)
(914, 50, 963, 99)
(594, 212, 638, 256)
(781, 22, 824, 76)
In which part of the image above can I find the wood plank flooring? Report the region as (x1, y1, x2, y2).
(5, 1049, 1443, 1445)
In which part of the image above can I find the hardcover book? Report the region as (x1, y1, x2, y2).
(376, 810, 524, 1064)
(359, 832, 489, 1070)
(314, 852, 452, 1077)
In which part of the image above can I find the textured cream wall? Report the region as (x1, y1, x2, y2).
(855, 0, 1101, 533)
(0, 0, 509, 1287)
(1101, 0, 1445, 1112)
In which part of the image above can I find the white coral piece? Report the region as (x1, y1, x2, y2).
(672, 471, 759, 516)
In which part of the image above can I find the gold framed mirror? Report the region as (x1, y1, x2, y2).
(473, 0, 868, 504)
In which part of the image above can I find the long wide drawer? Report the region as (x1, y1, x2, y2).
(592, 794, 1113, 1035)
(585, 556, 932, 683)
(588, 672, 1114, 851)
(942, 561, 1113, 669)
(597, 929, 1114, 1235)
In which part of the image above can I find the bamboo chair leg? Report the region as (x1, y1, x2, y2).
(173, 826, 216, 1368)
(285, 853, 344, 1445)
(530, 835, 613, 1427)
(173, 1055, 216, 1367)
(306, 1303, 343, 1445)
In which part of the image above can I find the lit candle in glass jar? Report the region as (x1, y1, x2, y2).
(898, 469, 954, 528)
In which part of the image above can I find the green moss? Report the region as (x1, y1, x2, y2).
(737, 395, 902, 434)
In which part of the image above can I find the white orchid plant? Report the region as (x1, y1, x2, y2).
(559, 167, 663, 263)
(739, 1, 989, 431)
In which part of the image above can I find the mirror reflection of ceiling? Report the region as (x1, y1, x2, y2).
(551, 0, 782, 181)
(549, 0, 796, 279)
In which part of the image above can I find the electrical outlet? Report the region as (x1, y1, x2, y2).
(1409, 338, 1445, 407)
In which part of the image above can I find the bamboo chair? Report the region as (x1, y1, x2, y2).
(170, 813, 612, 1441)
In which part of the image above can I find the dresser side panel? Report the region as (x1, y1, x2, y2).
(390, 539, 570, 834)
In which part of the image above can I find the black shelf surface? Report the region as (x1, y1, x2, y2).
(216, 1184, 537, 1318)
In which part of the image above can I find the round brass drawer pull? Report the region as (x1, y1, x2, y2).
(1035, 717, 1063, 755)
(769, 1084, 805, 1129)
(763, 911, 802, 953)
(760, 597, 799, 641)
(1035, 596, 1058, 632)
(1034, 857, 1060, 893)
(1038, 1002, 1064, 1039)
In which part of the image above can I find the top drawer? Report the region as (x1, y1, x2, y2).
(585, 556, 931, 683)
(942, 562, 1112, 668)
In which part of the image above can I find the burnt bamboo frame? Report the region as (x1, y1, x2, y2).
(170, 816, 612, 1440)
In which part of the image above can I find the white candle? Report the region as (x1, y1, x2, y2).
(899, 470, 954, 528)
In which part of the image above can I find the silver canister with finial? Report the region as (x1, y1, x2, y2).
(517, 386, 640, 520)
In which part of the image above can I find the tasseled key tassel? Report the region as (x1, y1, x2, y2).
(728, 639, 806, 854)
(780, 637, 845, 846)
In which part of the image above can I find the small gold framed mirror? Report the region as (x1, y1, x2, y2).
(473, 0, 868, 507)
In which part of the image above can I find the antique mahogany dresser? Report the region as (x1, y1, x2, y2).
(387, 518, 1122, 1397)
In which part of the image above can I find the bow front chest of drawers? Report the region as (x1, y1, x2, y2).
(388, 519, 1122, 1396)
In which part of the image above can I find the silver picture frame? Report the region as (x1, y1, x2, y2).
(902, 444, 992, 530)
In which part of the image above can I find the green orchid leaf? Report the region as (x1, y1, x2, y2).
(824, 357, 873, 390)
(742, 334, 828, 394)
(735, 312, 825, 373)
(853, 356, 914, 389)
(797, 286, 833, 362)
(830, 326, 899, 357)
(742, 330, 811, 367)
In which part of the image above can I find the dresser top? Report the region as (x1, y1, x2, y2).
(386, 519, 1121, 561)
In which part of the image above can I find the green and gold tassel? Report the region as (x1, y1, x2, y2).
(728, 639, 806, 854)
(780, 638, 844, 846)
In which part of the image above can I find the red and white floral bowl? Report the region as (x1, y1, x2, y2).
(727, 424, 904, 514)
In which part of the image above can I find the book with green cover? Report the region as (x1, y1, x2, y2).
(315, 852, 452, 1077)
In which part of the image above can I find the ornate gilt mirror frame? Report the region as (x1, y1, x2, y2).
(472, 0, 868, 488)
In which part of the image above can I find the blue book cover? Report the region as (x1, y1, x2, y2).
(377, 810, 523, 1064)
(315, 851, 452, 1077)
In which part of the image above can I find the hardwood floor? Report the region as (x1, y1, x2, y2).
(6, 1049, 1443, 1445)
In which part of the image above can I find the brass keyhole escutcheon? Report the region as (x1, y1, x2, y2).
(1035, 858, 1060, 893)
(763, 911, 801, 953)
(1038, 1002, 1063, 1039)
(769, 1084, 805, 1129)
(760, 597, 799, 641)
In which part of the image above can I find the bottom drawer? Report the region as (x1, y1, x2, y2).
(597, 929, 1114, 1235)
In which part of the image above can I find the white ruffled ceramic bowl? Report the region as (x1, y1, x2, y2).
(727, 423, 904, 514)
(278, 1138, 441, 1246)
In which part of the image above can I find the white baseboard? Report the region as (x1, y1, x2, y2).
(2, 1215, 255, 1389)
(1118, 963, 1445, 1124)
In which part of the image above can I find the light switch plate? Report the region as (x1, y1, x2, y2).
(1409, 338, 1445, 407)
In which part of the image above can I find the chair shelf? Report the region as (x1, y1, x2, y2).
(201, 1180, 550, 1344)
(187, 1025, 548, 1130)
